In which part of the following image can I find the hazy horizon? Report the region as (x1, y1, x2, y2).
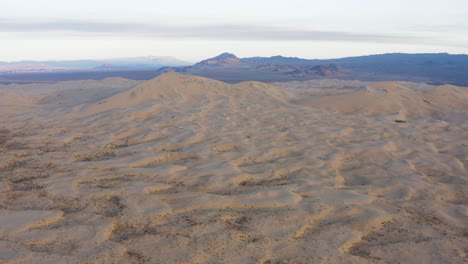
(2, 51, 468, 64)
(2, 0, 467, 62)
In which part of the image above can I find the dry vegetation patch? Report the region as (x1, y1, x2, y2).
(24, 239, 78, 255)
(77, 175, 137, 189)
(0, 128, 12, 144)
(149, 152, 198, 165)
(75, 151, 116, 162)
(8, 181, 44, 191)
(93, 194, 125, 217)
(107, 220, 158, 242)
(0, 158, 25, 171)
(212, 143, 239, 152)
(103, 139, 128, 149)
(224, 215, 250, 231)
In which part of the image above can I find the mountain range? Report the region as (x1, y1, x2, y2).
(0, 56, 192, 72)
(155, 52, 468, 85)
(1, 52, 468, 85)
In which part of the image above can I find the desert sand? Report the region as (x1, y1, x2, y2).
(0, 72, 467, 263)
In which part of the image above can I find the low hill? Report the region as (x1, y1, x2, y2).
(79, 72, 290, 116)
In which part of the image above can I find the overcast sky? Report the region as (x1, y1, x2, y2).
(1, 0, 467, 61)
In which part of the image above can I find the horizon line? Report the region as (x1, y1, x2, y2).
(1, 51, 467, 64)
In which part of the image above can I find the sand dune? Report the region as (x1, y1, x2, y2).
(79, 72, 290, 117)
(0, 72, 467, 263)
(0, 78, 141, 106)
(297, 81, 468, 121)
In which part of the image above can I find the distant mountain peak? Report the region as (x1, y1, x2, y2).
(213, 52, 238, 59)
(193, 52, 242, 67)
(271, 55, 292, 59)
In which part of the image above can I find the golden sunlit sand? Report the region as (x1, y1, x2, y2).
(0, 72, 467, 263)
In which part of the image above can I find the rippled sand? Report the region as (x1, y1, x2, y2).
(1, 72, 467, 263)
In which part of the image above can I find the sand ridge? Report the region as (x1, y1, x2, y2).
(77, 72, 291, 117)
(296, 81, 468, 121)
(0, 72, 467, 263)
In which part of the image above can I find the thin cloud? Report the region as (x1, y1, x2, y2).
(0, 19, 430, 44)
(406, 24, 468, 33)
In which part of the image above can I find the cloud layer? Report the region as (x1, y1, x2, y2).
(1, 19, 431, 45)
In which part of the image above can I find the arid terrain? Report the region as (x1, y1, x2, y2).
(0, 72, 467, 263)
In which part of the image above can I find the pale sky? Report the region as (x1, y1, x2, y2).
(1, 0, 468, 62)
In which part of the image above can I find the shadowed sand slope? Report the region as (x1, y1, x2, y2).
(0, 73, 467, 264)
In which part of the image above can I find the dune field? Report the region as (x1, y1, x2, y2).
(0, 72, 467, 263)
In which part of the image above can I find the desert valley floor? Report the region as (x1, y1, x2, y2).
(0, 72, 467, 263)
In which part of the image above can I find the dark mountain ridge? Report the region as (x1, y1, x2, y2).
(1, 53, 467, 85)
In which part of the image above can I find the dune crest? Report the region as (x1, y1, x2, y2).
(296, 81, 468, 120)
(80, 72, 291, 116)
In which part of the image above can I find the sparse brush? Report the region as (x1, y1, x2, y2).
(103, 139, 128, 149)
(106, 220, 158, 242)
(93, 194, 125, 217)
(0, 159, 24, 171)
(75, 151, 116, 162)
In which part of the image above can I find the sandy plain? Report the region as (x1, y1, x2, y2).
(0, 72, 467, 263)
